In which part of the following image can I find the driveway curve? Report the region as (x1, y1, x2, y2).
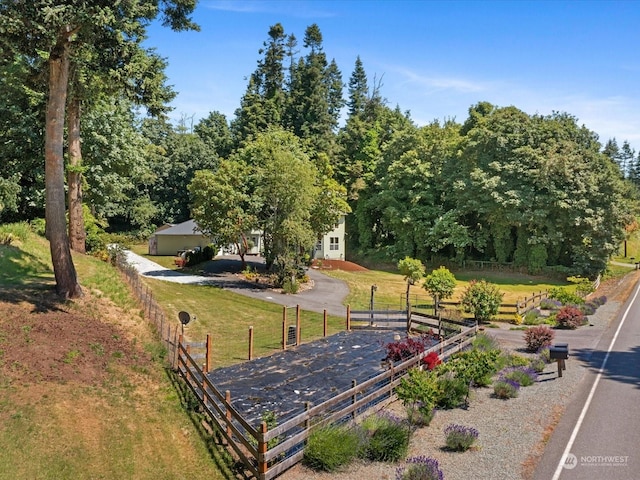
(123, 251, 350, 317)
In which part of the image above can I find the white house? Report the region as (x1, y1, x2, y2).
(148, 217, 346, 260)
(313, 216, 346, 260)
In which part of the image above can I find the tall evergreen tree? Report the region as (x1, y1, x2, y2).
(0, 0, 198, 298)
(347, 56, 368, 117)
(288, 24, 343, 157)
(619, 140, 635, 179)
(194, 111, 234, 159)
(231, 23, 290, 145)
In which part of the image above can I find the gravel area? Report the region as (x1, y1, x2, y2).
(280, 274, 635, 480)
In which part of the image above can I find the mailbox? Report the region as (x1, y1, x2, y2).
(550, 343, 569, 377)
(549, 344, 568, 360)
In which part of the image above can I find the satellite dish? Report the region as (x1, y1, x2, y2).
(178, 311, 191, 326)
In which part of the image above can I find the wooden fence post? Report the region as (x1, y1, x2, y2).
(258, 421, 268, 477)
(351, 380, 357, 420)
(346, 305, 351, 331)
(205, 334, 212, 373)
(282, 306, 287, 350)
(323, 310, 327, 337)
(225, 390, 232, 443)
(296, 304, 301, 345)
(305, 401, 311, 431)
(248, 326, 254, 360)
(185, 342, 191, 382)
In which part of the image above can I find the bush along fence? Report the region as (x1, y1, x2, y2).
(402, 291, 549, 320)
(176, 318, 478, 480)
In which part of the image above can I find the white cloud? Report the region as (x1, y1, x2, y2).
(202, 0, 335, 18)
(390, 66, 489, 94)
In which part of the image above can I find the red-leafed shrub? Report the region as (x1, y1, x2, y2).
(555, 305, 586, 329)
(384, 333, 437, 363)
(422, 351, 442, 370)
(524, 325, 555, 352)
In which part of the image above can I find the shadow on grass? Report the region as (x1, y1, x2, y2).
(0, 244, 53, 286)
(0, 285, 67, 313)
(164, 367, 254, 480)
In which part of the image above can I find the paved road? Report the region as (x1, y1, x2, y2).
(123, 251, 350, 317)
(533, 279, 640, 480)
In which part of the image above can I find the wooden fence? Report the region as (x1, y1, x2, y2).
(116, 258, 181, 367)
(176, 321, 478, 480)
(402, 290, 549, 320)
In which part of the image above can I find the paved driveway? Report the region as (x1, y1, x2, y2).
(123, 251, 350, 317)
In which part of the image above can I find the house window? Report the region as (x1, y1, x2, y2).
(315, 241, 322, 251)
(330, 237, 339, 250)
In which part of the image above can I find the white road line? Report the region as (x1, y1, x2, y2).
(551, 280, 640, 479)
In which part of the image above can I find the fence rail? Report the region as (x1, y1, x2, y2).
(115, 257, 181, 368)
(403, 290, 549, 320)
(177, 321, 478, 479)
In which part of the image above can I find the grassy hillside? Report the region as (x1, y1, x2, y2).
(0, 224, 229, 480)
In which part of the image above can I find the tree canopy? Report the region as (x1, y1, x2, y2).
(0, 17, 636, 281)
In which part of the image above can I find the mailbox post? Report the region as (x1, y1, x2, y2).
(549, 343, 569, 377)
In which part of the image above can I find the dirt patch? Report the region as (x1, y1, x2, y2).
(311, 259, 369, 272)
(0, 288, 152, 387)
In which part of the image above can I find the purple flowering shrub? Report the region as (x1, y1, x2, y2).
(396, 456, 444, 480)
(539, 298, 562, 310)
(443, 424, 479, 452)
(499, 366, 538, 387)
(493, 378, 520, 399)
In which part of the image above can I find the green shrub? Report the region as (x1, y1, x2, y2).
(440, 348, 500, 388)
(529, 357, 546, 373)
(435, 373, 468, 409)
(405, 404, 435, 427)
(472, 332, 500, 351)
(282, 277, 299, 294)
(0, 222, 30, 242)
(29, 218, 46, 236)
(460, 279, 504, 322)
(548, 287, 584, 305)
(500, 366, 537, 387)
(497, 352, 531, 370)
(493, 379, 519, 399)
(303, 424, 361, 472)
(364, 418, 411, 462)
(538, 347, 552, 363)
(523, 325, 555, 352)
(395, 368, 439, 427)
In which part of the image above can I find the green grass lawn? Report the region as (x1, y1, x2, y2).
(145, 278, 346, 367)
(0, 225, 229, 480)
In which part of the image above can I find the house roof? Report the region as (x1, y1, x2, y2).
(152, 219, 205, 236)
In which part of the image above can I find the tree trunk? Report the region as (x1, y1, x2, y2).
(67, 96, 86, 253)
(45, 36, 83, 298)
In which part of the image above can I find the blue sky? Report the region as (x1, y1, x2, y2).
(146, 0, 640, 151)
